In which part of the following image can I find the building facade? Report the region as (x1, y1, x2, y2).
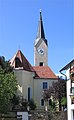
(10, 11, 58, 109)
(60, 59, 74, 120)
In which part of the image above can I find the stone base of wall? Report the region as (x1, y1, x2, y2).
(29, 111, 67, 120)
(0, 111, 67, 120)
(0, 118, 17, 120)
(0, 112, 17, 120)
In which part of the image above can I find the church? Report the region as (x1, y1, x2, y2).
(10, 11, 58, 109)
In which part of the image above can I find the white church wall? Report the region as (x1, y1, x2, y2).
(33, 78, 58, 108)
(14, 69, 34, 100)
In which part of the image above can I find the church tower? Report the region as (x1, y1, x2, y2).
(34, 11, 48, 66)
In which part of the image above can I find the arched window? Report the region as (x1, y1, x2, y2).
(41, 98, 44, 106)
(49, 99, 52, 106)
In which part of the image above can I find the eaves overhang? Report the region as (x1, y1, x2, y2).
(59, 59, 74, 72)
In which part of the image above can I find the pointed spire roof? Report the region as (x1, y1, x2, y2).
(36, 10, 45, 39)
(10, 50, 34, 72)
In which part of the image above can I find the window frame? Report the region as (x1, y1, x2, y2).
(42, 82, 48, 90)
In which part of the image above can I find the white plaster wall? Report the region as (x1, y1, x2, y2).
(14, 70, 23, 96)
(67, 79, 72, 120)
(22, 70, 34, 99)
(66, 69, 74, 120)
(14, 69, 58, 109)
(14, 70, 34, 100)
(33, 78, 58, 108)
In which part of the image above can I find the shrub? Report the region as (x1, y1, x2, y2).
(28, 99, 36, 110)
(21, 99, 28, 110)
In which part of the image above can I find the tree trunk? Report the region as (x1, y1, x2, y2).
(45, 100, 48, 111)
(59, 98, 61, 111)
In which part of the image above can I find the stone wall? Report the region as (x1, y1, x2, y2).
(0, 111, 67, 120)
(0, 117, 17, 120)
(0, 112, 17, 120)
(29, 111, 67, 120)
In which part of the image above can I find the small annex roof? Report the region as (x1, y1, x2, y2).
(33, 66, 58, 79)
(60, 59, 74, 72)
(10, 50, 34, 72)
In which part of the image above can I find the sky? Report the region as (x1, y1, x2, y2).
(0, 0, 74, 74)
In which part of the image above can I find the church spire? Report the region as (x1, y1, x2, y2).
(34, 10, 48, 66)
(36, 10, 45, 39)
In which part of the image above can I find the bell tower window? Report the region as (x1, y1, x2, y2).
(39, 62, 43, 66)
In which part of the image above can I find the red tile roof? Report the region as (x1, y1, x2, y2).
(33, 66, 58, 79)
(10, 50, 34, 72)
(10, 50, 58, 79)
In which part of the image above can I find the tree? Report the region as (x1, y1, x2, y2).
(11, 94, 20, 110)
(52, 79, 66, 111)
(61, 97, 67, 110)
(21, 98, 36, 110)
(28, 99, 36, 110)
(43, 79, 66, 111)
(0, 56, 18, 113)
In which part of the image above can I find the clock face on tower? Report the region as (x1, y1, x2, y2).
(37, 48, 44, 55)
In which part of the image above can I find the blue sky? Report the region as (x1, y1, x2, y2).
(0, 0, 74, 74)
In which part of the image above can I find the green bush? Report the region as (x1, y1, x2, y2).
(61, 97, 67, 106)
(21, 99, 28, 110)
(28, 99, 36, 110)
(49, 99, 55, 111)
(21, 98, 36, 110)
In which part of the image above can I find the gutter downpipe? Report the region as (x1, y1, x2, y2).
(60, 70, 72, 92)
(60, 71, 67, 81)
(60, 71, 69, 120)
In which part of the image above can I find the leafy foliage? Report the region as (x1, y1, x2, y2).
(52, 80, 66, 100)
(21, 99, 28, 110)
(0, 56, 17, 113)
(0, 56, 13, 73)
(43, 89, 51, 101)
(28, 99, 36, 110)
(61, 96, 67, 109)
(21, 98, 36, 110)
(49, 99, 56, 111)
(11, 94, 20, 110)
(52, 80, 66, 110)
(11, 94, 20, 105)
(43, 79, 66, 111)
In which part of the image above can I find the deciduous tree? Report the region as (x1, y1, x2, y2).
(0, 56, 17, 113)
(43, 79, 66, 111)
